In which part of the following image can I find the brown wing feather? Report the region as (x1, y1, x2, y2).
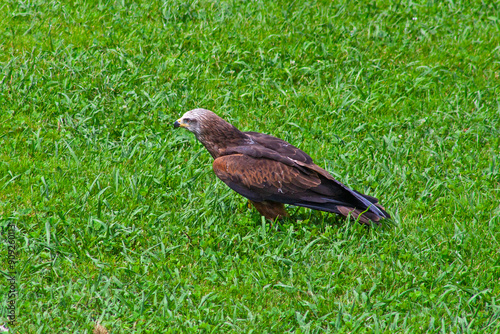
(245, 132, 313, 164)
(213, 154, 321, 200)
(213, 153, 389, 224)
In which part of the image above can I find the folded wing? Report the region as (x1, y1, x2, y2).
(213, 153, 390, 224)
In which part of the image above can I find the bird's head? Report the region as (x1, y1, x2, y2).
(174, 108, 247, 158)
(174, 108, 218, 138)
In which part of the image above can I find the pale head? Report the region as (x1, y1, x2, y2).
(173, 108, 217, 137)
(173, 108, 247, 158)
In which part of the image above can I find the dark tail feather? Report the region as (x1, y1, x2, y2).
(290, 191, 390, 224)
(353, 190, 379, 204)
(337, 206, 382, 225)
(290, 199, 388, 225)
(352, 190, 390, 217)
(348, 190, 390, 220)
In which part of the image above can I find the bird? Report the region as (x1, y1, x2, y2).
(174, 108, 390, 225)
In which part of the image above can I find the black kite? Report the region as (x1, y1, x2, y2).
(174, 109, 390, 225)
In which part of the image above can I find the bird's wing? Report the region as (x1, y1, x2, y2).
(292, 160, 390, 219)
(213, 154, 354, 207)
(213, 153, 390, 223)
(244, 131, 313, 164)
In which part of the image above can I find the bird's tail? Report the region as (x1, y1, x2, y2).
(337, 205, 386, 225)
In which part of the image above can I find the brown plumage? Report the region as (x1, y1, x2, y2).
(174, 108, 390, 225)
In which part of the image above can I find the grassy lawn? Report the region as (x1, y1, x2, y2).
(1, 0, 499, 332)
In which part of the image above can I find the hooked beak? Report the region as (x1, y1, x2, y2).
(174, 119, 185, 128)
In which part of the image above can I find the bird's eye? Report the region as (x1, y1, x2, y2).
(184, 118, 193, 123)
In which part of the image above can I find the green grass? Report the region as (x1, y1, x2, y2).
(1, 0, 500, 332)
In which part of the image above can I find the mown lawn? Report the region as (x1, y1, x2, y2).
(1, 0, 499, 332)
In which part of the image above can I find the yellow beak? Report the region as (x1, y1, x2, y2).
(174, 119, 187, 128)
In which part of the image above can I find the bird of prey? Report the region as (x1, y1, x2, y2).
(174, 108, 390, 225)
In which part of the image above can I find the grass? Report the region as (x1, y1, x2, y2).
(1, 0, 499, 332)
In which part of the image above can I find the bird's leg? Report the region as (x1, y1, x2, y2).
(249, 200, 289, 222)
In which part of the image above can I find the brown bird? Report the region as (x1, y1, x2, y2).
(174, 109, 390, 225)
